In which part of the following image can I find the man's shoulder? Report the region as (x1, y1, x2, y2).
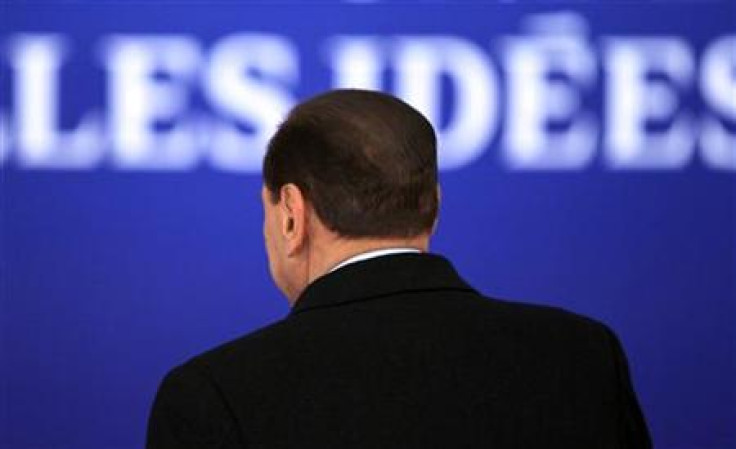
(489, 296, 610, 331)
(188, 293, 612, 371)
(184, 317, 297, 373)
(483, 295, 614, 343)
(150, 319, 295, 413)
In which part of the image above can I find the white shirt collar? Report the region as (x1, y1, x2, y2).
(329, 247, 422, 273)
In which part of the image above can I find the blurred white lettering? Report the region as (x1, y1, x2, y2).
(700, 36, 736, 171)
(9, 35, 102, 169)
(604, 38, 695, 169)
(103, 35, 202, 170)
(0, 15, 733, 173)
(503, 13, 597, 170)
(394, 37, 499, 170)
(204, 34, 299, 172)
(329, 37, 384, 91)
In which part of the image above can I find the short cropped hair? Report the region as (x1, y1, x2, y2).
(263, 89, 438, 238)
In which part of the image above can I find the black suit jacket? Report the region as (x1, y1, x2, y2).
(146, 253, 651, 448)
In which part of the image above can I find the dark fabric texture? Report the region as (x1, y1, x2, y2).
(146, 253, 652, 448)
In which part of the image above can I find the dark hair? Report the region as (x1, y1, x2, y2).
(263, 89, 438, 238)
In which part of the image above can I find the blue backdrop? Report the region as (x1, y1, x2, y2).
(1, 1, 734, 448)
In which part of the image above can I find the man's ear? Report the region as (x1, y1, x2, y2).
(279, 183, 308, 256)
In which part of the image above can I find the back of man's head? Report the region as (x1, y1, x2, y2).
(263, 89, 438, 238)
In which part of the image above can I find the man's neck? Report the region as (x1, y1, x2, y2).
(329, 247, 422, 273)
(306, 236, 430, 287)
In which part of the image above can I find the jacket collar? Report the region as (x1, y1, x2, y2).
(289, 252, 476, 315)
